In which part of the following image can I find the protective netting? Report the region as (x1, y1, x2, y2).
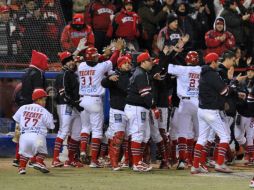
(0, 0, 66, 71)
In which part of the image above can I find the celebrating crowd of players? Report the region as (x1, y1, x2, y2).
(6, 0, 254, 188)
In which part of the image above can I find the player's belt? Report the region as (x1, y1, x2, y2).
(181, 97, 191, 100)
(81, 94, 101, 98)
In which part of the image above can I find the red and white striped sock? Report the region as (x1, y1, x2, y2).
(178, 137, 187, 161)
(217, 143, 229, 165)
(122, 139, 129, 164)
(80, 133, 89, 153)
(53, 137, 63, 161)
(15, 143, 20, 160)
(68, 138, 79, 162)
(19, 155, 29, 169)
(157, 140, 168, 161)
(36, 153, 46, 165)
(99, 143, 108, 158)
(247, 145, 254, 161)
(91, 138, 101, 163)
(187, 139, 194, 163)
(131, 141, 142, 165)
(201, 141, 212, 164)
(193, 144, 203, 168)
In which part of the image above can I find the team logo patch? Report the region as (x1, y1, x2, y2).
(141, 112, 146, 123)
(114, 114, 122, 123)
(65, 105, 72, 115)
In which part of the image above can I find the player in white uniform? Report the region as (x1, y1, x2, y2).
(168, 51, 201, 169)
(13, 89, 55, 174)
(78, 47, 120, 168)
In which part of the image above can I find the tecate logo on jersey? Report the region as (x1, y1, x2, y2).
(81, 85, 97, 93)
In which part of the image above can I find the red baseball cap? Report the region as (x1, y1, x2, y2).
(204, 53, 219, 64)
(137, 52, 151, 63)
(117, 56, 131, 68)
(72, 13, 85, 25)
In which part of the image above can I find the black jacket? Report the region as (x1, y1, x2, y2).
(55, 68, 81, 111)
(126, 66, 154, 109)
(20, 67, 46, 106)
(199, 65, 228, 110)
(101, 70, 131, 111)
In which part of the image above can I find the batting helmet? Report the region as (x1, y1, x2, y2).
(85, 47, 98, 61)
(185, 51, 199, 65)
(32, 89, 48, 101)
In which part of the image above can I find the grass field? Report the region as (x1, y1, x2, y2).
(0, 158, 253, 190)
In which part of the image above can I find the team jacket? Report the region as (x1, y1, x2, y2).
(106, 9, 140, 40)
(101, 70, 131, 111)
(237, 78, 254, 117)
(199, 65, 234, 110)
(61, 24, 95, 51)
(55, 68, 80, 108)
(86, 2, 115, 32)
(126, 66, 154, 109)
(21, 67, 46, 106)
(218, 64, 238, 116)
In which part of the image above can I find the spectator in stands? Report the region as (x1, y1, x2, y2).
(60, 0, 73, 23)
(157, 14, 189, 65)
(106, 0, 141, 51)
(138, 0, 169, 54)
(204, 17, 235, 56)
(189, 0, 210, 49)
(158, 0, 176, 28)
(0, 5, 19, 62)
(16, 0, 45, 62)
(61, 13, 94, 53)
(175, 2, 195, 51)
(41, 0, 63, 62)
(85, 0, 115, 53)
(220, 0, 250, 47)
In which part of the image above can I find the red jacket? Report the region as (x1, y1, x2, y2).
(61, 24, 95, 51)
(86, 2, 115, 32)
(107, 9, 140, 40)
(204, 17, 235, 56)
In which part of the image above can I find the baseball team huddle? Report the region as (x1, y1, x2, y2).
(11, 37, 254, 184)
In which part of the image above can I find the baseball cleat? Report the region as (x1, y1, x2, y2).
(70, 160, 83, 168)
(33, 162, 50, 173)
(120, 162, 129, 168)
(64, 160, 70, 167)
(27, 161, 35, 168)
(89, 161, 103, 168)
(190, 165, 209, 174)
(249, 178, 254, 188)
(132, 161, 153, 172)
(18, 168, 26, 175)
(12, 159, 19, 167)
(214, 164, 233, 173)
(159, 160, 170, 169)
(206, 159, 216, 168)
(51, 160, 64, 168)
(176, 160, 188, 170)
(112, 166, 121, 171)
(80, 152, 90, 165)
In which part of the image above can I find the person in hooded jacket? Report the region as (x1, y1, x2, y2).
(61, 13, 95, 52)
(204, 17, 235, 56)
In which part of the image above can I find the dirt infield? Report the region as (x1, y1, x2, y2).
(0, 158, 253, 190)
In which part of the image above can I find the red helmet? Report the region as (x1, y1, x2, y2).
(72, 13, 85, 25)
(85, 47, 98, 61)
(185, 51, 199, 65)
(32, 89, 48, 101)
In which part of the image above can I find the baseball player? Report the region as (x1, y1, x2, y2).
(167, 51, 201, 169)
(12, 50, 49, 167)
(13, 89, 55, 174)
(101, 55, 132, 171)
(52, 51, 84, 168)
(78, 44, 121, 168)
(124, 52, 157, 172)
(191, 53, 245, 174)
(235, 66, 254, 165)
